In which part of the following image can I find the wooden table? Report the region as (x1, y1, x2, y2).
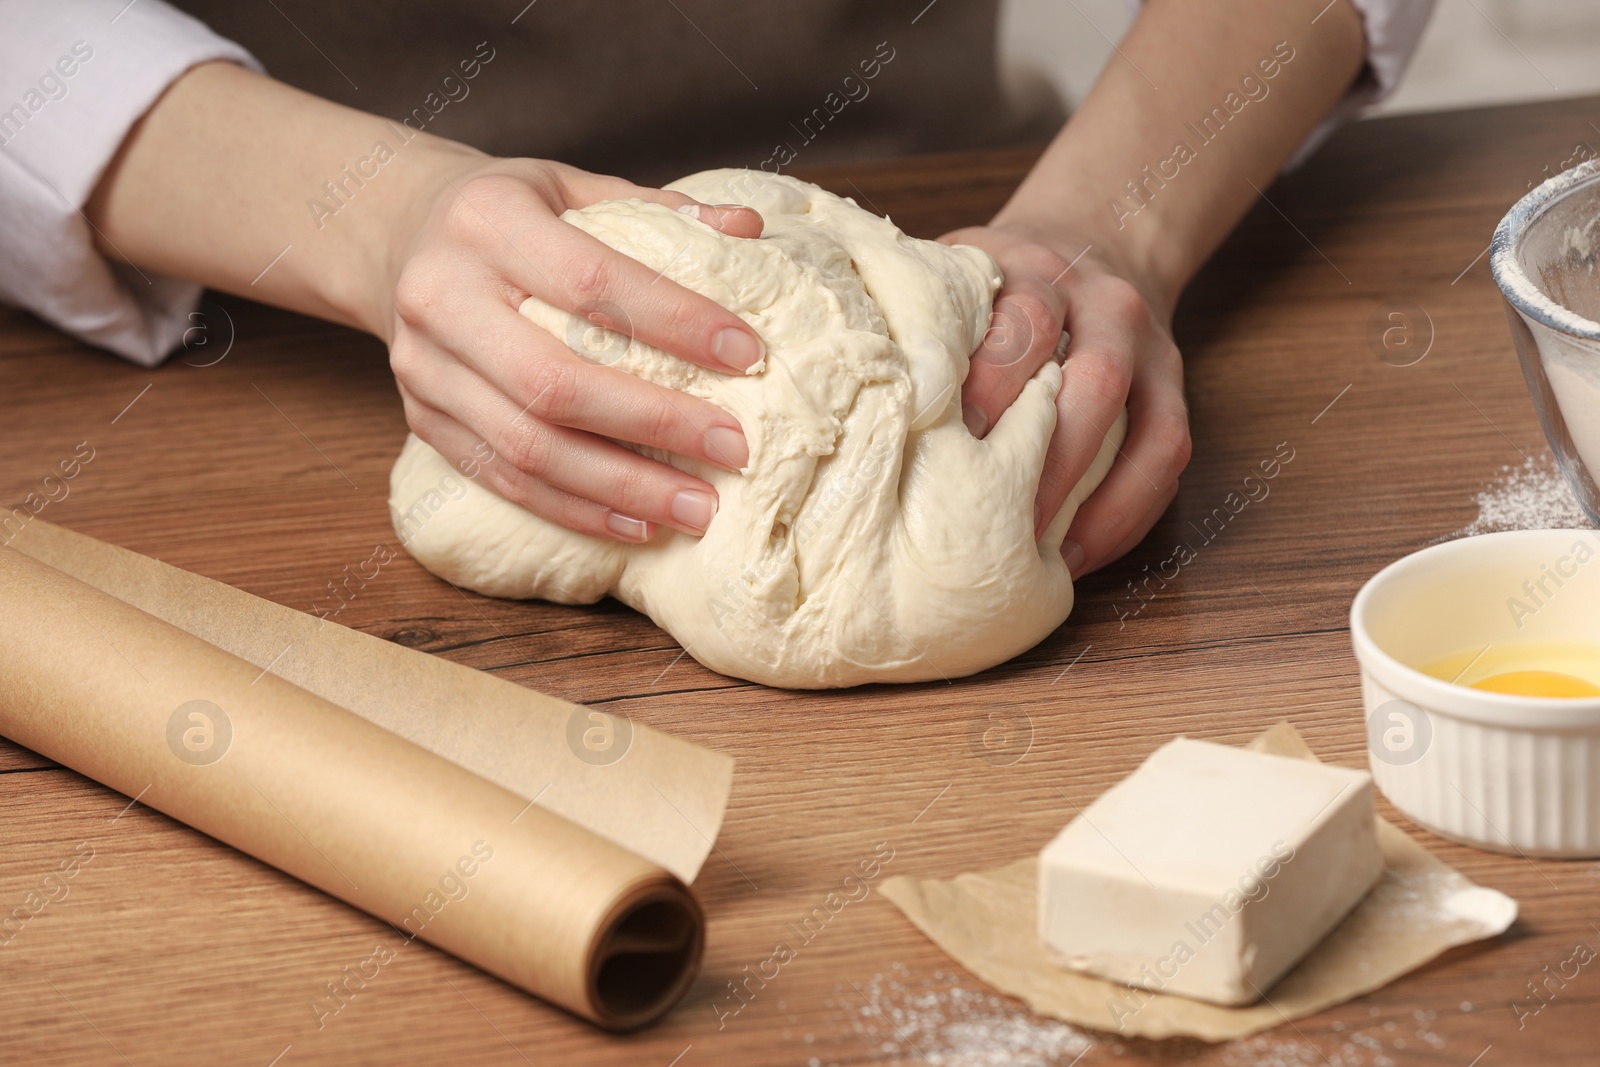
(3, 94, 1598, 1067)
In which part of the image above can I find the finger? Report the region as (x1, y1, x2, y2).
(402, 388, 636, 541)
(562, 170, 765, 240)
(1067, 480, 1179, 580)
(400, 371, 723, 541)
(416, 296, 750, 471)
(1059, 366, 1190, 576)
(960, 260, 1066, 438)
(1031, 295, 1136, 532)
(649, 195, 766, 241)
(399, 330, 730, 535)
(444, 175, 767, 374)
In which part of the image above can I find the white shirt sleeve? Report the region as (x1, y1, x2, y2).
(0, 0, 259, 367)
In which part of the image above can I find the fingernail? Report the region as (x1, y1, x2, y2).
(704, 425, 750, 469)
(606, 512, 650, 542)
(962, 403, 989, 438)
(676, 203, 704, 221)
(670, 489, 718, 532)
(712, 327, 764, 373)
(1061, 538, 1086, 578)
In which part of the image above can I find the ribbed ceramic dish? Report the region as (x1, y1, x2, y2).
(1350, 530, 1600, 857)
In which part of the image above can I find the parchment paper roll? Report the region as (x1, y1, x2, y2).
(8, 519, 731, 885)
(0, 544, 707, 1029)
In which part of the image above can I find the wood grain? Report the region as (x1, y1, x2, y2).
(2, 94, 1599, 1066)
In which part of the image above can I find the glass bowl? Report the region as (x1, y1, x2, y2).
(1491, 158, 1600, 526)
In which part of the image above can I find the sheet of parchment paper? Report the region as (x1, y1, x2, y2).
(7, 519, 730, 884)
(879, 723, 1518, 1041)
(0, 544, 707, 1029)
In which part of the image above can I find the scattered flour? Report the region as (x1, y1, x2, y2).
(838, 968, 1093, 1066)
(1222, 1010, 1446, 1067)
(1450, 455, 1589, 538)
(1224, 1035, 1383, 1067)
(826, 968, 1455, 1067)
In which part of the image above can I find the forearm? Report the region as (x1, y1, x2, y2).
(995, 0, 1366, 314)
(85, 61, 483, 339)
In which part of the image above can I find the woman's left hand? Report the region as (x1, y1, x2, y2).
(940, 223, 1191, 579)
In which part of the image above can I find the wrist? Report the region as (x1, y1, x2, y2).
(327, 137, 488, 340)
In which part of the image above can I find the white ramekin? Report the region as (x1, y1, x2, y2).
(1350, 529, 1600, 857)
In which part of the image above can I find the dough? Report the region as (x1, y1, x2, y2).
(389, 169, 1124, 688)
(1037, 738, 1384, 1008)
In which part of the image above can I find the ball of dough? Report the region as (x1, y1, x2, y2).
(388, 170, 1124, 688)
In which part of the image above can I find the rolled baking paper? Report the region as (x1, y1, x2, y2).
(0, 545, 703, 1029)
(7, 519, 732, 884)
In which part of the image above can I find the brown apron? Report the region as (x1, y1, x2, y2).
(170, 0, 1064, 183)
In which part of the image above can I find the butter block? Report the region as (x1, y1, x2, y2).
(1038, 737, 1382, 1008)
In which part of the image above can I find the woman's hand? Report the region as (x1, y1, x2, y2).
(84, 65, 761, 545)
(941, 222, 1190, 579)
(384, 157, 766, 543)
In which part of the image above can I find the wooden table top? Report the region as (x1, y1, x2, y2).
(4, 93, 1598, 1067)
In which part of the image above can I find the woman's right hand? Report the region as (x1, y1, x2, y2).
(383, 157, 765, 543)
